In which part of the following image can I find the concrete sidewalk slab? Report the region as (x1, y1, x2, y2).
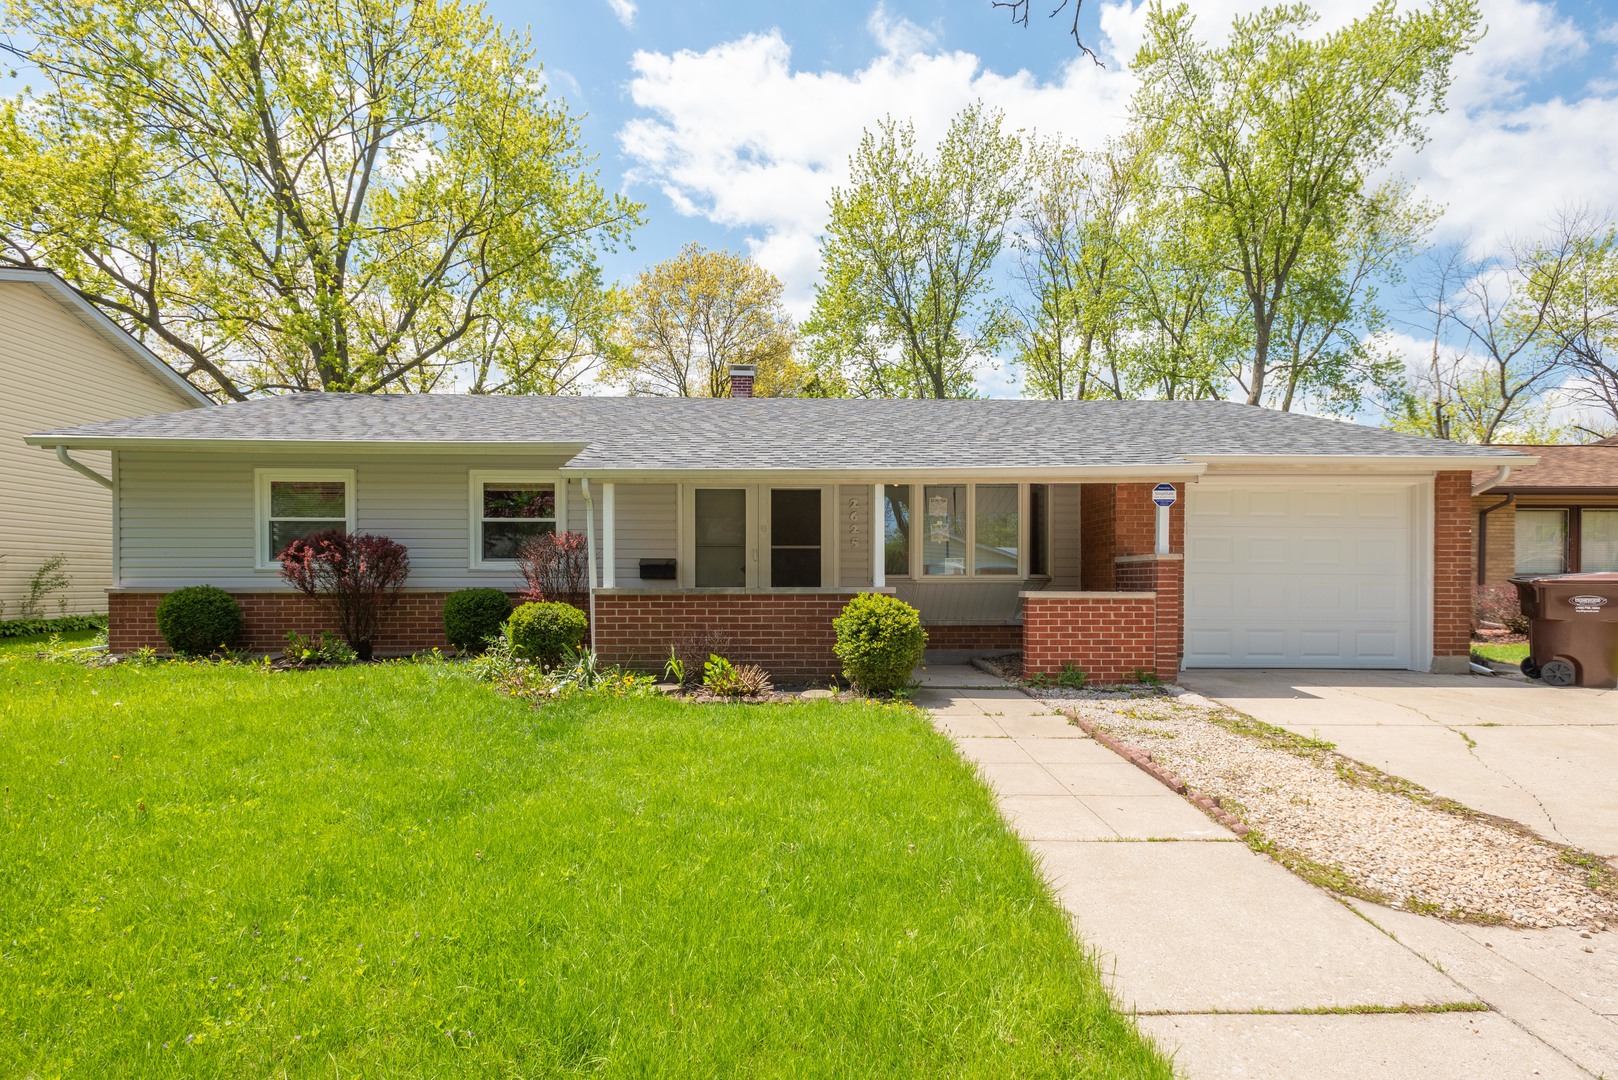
(998, 795, 1116, 841)
(1082, 794, 1229, 840)
(1138, 1012, 1591, 1080)
(1010, 736, 1119, 764)
(994, 714, 1086, 738)
(975, 761, 1071, 796)
(1030, 840, 1467, 1013)
(1045, 761, 1169, 797)
(951, 736, 1035, 765)
(913, 664, 1005, 688)
(1349, 901, 1618, 1078)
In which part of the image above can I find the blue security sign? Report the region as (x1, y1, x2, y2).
(1152, 483, 1177, 508)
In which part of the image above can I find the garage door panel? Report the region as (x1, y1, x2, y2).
(1185, 481, 1417, 669)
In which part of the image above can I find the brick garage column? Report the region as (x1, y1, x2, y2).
(1433, 470, 1476, 673)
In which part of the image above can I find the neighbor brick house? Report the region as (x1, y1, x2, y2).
(1473, 438, 1618, 587)
(27, 379, 1528, 678)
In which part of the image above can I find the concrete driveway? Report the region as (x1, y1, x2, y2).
(1178, 669, 1618, 863)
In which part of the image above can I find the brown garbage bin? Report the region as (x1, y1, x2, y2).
(1510, 573, 1618, 688)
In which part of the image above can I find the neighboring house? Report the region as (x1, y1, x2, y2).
(27, 378, 1528, 678)
(1472, 439, 1618, 588)
(0, 269, 210, 617)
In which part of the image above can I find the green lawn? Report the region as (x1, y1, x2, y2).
(1472, 641, 1529, 664)
(0, 650, 1170, 1077)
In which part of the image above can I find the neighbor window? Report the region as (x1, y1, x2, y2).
(1515, 509, 1568, 575)
(1580, 509, 1618, 573)
(256, 470, 354, 568)
(470, 473, 561, 566)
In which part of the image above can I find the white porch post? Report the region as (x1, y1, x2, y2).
(871, 483, 885, 589)
(602, 482, 616, 589)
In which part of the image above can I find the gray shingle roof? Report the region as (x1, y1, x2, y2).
(28, 392, 1527, 472)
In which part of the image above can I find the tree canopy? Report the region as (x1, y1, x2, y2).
(604, 243, 801, 398)
(804, 103, 1022, 399)
(0, 0, 640, 399)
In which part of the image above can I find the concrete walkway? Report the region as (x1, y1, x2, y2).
(915, 665, 1604, 1079)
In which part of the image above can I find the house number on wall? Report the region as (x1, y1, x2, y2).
(848, 497, 862, 550)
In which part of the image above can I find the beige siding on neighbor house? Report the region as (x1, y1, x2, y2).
(0, 283, 200, 615)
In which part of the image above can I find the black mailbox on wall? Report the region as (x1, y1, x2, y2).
(639, 559, 677, 581)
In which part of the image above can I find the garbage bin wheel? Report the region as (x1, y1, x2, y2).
(1540, 659, 1578, 688)
(1520, 658, 1542, 680)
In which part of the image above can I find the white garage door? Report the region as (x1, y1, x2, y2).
(1183, 481, 1419, 668)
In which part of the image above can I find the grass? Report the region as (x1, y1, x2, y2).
(1470, 641, 1528, 665)
(0, 651, 1170, 1077)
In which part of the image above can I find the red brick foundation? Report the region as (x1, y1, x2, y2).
(592, 590, 878, 679)
(1434, 470, 1476, 669)
(108, 590, 526, 655)
(1022, 592, 1160, 683)
(922, 624, 1023, 652)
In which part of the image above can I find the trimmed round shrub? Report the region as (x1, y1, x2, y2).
(154, 585, 244, 656)
(505, 601, 588, 666)
(833, 593, 927, 693)
(443, 588, 513, 653)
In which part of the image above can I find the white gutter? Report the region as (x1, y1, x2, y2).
(580, 477, 598, 651)
(1471, 465, 1513, 497)
(54, 445, 114, 489)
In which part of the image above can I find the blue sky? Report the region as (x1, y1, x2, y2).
(484, 0, 1618, 399)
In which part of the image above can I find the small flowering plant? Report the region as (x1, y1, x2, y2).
(278, 530, 411, 661)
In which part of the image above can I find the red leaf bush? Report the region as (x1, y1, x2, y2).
(517, 530, 589, 608)
(279, 530, 411, 660)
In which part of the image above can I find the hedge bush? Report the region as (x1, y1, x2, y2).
(443, 588, 513, 653)
(0, 613, 107, 639)
(505, 601, 588, 666)
(155, 586, 244, 655)
(833, 593, 927, 693)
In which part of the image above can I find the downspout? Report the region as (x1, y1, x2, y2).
(54, 445, 114, 489)
(1471, 465, 1511, 498)
(580, 477, 598, 650)
(1476, 493, 1514, 585)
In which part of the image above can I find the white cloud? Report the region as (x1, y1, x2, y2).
(605, 0, 635, 30)
(621, 26, 1133, 315)
(619, 0, 1618, 341)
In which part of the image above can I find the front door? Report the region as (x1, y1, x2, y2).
(687, 486, 828, 588)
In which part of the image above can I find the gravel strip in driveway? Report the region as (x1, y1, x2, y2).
(1041, 689, 1618, 930)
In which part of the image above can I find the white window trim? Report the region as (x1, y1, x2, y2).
(254, 468, 356, 571)
(468, 470, 566, 571)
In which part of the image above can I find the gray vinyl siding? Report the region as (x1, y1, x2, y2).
(892, 580, 1027, 623)
(0, 283, 200, 614)
(611, 483, 677, 588)
(118, 451, 575, 591)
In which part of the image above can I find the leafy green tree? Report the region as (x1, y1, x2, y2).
(604, 243, 798, 397)
(1131, 0, 1478, 411)
(1009, 137, 1134, 400)
(1385, 221, 1600, 444)
(805, 103, 1022, 399)
(0, 0, 640, 399)
(1546, 219, 1618, 439)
